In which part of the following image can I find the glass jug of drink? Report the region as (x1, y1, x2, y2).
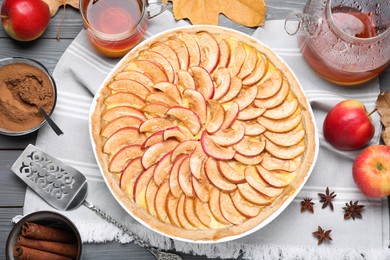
(285, 0, 390, 86)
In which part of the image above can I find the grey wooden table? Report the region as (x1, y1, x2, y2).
(0, 1, 389, 259)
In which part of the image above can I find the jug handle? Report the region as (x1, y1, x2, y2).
(284, 13, 322, 37)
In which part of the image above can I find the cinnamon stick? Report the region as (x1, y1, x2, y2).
(14, 245, 72, 260)
(21, 222, 75, 243)
(16, 236, 78, 258)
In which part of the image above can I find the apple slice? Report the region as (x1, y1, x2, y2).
(257, 110, 302, 133)
(178, 156, 194, 197)
(243, 53, 268, 86)
(103, 127, 146, 155)
(101, 116, 143, 138)
(237, 46, 258, 79)
(205, 100, 225, 133)
(192, 175, 210, 203)
(176, 70, 196, 90)
(235, 85, 258, 111)
(120, 157, 143, 196)
(139, 117, 176, 133)
(189, 66, 214, 100)
(155, 180, 171, 224)
(145, 179, 158, 217)
(230, 191, 260, 218)
(178, 33, 201, 67)
(176, 195, 196, 230)
(115, 71, 154, 89)
(217, 160, 246, 184)
(150, 42, 180, 73)
(234, 136, 265, 157)
(216, 38, 231, 68)
(166, 37, 190, 70)
(141, 103, 169, 118)
(133, 165, 155, 209)
(265, 139, 305, 160)
(138, 50, 175, 83)
(218, 77, 242, 103)
(166, 106, 202, 135)
(171, 140, 198, 162)
(104, 92, 146, 109)
(237, 182, 272, 206)
(108, 144, 143, 173)
(234, 152, 264, 166)
(255, 69, 283, 99)
(209, 121, 245, 147)
(184, 197, 207, 229)
(153, 151, 173, 186)
(228, 42, 246, 76)
(189, 143, 207, 179)
(152, 82, 182, 103)
(141, 130, 164, 149)
(169, 154, 187, 198)
(261, 155, 297, 172)
(200, 131, 235, 160)
(263, 127, 305, 147)
(163, 126, 190, 142)
(242, 120, 266, 136)
(256, 164, 297, 188)
(254, 78, 289, 109)
(183, 89, 207, 124)
(194, 198, 227, 228)
(208, 188, 230, 225)
(219, 191, 246, 225)
(262, 95, 299, 120)
(204, 157, 237, 192)
(126, 60, 168, 83)
(108, 79, 151, 99)
(212, 67, 231, 101)
(166, 193, 181, 227)
(198, 31, 219, 73)
(237, 105, 266, 121)
(102, 106, 146, 122)
(220, 102, 239, 130)
(146, 93, 178, 107)
(141, 139, 179, 169)
(244, 166, 283, 197)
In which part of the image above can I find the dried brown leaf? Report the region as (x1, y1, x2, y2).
(376, 92, 390, 145)
(171, 0, 266, 27)
(43, 0, 79, 17)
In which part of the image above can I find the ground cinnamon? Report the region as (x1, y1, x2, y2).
(0, 63, 55, 132)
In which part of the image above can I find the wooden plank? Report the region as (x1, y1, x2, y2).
(0, 150, 26, 206)
(0, 132, 37, 149)
(0, 208, 23, 258)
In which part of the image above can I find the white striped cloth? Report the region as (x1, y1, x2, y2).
(20, 13, 389, 259)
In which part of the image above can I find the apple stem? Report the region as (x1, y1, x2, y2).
(368, 108, 378, 117)
(56, 4, 67, 41)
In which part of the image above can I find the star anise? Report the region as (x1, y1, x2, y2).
(300, 197, 314, 213)
(318, 187, 337, 211)
(342, 200, 365, 220)
(312, 226, 332, 245)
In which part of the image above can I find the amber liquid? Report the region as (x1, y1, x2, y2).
(83, 0, 147, 57)
(300, 6, 389, 86)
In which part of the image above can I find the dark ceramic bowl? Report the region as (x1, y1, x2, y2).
(0, 57, 57, 136)
(5, 211, 82, 260)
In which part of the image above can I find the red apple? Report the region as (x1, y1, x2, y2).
(353, 145, 390, 198)
(323, 99, 375, 151)
(1, 0, 51, 41)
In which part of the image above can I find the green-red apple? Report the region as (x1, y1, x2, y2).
(323, 99, 375, 151)
(1, 0, 50, 41)
(353, 145, 390, 198)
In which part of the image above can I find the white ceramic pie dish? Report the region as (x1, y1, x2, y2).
(89, 25, 319, 243)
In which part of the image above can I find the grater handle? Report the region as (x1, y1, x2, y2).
(83, 200, 183, 260)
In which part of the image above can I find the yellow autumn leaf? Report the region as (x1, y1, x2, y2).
(43, 0, 79, 17)
(376, 91, 390, 146)
(171, 0, 266, 27)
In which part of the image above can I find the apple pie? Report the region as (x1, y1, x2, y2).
(90, 26, 317, 241)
